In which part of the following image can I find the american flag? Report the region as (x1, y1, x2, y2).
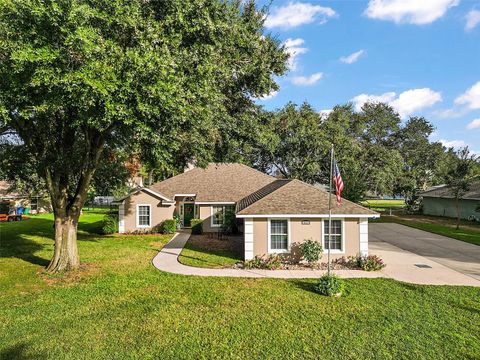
(333, 160, 344, 205)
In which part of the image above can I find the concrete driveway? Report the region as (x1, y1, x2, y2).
(370, 223, 480, 281)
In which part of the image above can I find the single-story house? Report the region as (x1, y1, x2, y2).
(420, 179, 480, 220)
(0, 180, 51, 214)
(116, 163, 379, 260)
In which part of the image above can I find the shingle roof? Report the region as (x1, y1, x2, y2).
(149, 163, 276, 202)
(236, 179, 291, 213)
(236, 179, 378, 216)
(420, 179, 480, 200)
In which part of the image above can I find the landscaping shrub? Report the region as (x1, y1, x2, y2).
(162, 219, 177, 234)
(244, 254, 281, 270)
(347, 254, 386, 271)
(222, 210, 238, 234)
(314, 274, 344, 296)
(101, 213, 118, 234)
(191, 218, 203, 235)
(298, 239, 323, 264)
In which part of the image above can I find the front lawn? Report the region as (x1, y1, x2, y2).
(361, 199, 405, 212)
(1, 212, 479, 359)
(376, 214, 480, 246)
(178, 233, 243, 268)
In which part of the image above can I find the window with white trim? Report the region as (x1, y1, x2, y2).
(324, 220, 342, 250)
(212, 205, 235, 227)
(138, 205, 151, 227)
(270, 219, 288, 251)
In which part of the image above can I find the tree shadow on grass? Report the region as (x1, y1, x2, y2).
(290, 279, 319, 295)
(0, 342, 47, 360)
(0, 216, 102, 267)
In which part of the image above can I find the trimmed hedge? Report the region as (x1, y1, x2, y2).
(162, 219, 177, 234)
(191, 218, 203, 234)
(101, 213, 118, 235)
(314, 274, 344, 296)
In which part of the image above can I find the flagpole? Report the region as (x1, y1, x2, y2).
(327, 144, 334, 278)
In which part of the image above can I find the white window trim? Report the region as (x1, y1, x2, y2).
(267, 218, 291, 254)
(210, 205, 235, 228)
(321, 218, 345, 254)
(136, 204, 152, 228)
(197, 201, 235, 205)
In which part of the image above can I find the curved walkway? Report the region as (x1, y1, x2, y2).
(152, 231, 480, 286)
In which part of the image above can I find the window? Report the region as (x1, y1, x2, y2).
(270, 219, 288, 251)
(137, 205, 151, 227)
(30, 198, 38, 212)
(324, 220, 342, 251)
(211, 205, 235, 227)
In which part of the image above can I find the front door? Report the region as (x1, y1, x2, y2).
(183, 204, 194, 227)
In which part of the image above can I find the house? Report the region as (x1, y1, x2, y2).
(0, 180, 51, 214)
(420, 179, 480, 220)
(116, 163, 379, 260)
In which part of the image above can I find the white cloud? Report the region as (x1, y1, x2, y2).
(319, 109, 333, 117)
(291, 72, 323, 86)
(265, 2, 337, 29)
(467, 118, 480, 129)
(455, 81, 480, 109)
(390, 88, 442, 118)
(340, 50, 365, 64)
(465, 10, 480, 31)
(351, 92, 397, 111)
(258, 90, 278, 100)
(439, 139, 467, 148)
(283, 38, 308, 71)
(351, 88, 442, 118)
(364, 0, 459, 25)
(432, 107, 467, 119)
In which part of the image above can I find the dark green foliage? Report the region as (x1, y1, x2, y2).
(244, 254, 281, 270)
(298, 239, 323, 264)
(190, 218, 203, 235)
(101, 213, 118, 235)
(162, 219, 177, 234)
(314, 274, 344, 296)
(222, 210, 238, 234)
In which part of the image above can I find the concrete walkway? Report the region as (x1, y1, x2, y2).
(152, 231, 480, 286)
(370, 223, 480, 281)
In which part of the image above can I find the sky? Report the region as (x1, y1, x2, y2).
(256, 0, 480, 154)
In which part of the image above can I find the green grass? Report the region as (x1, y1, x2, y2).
(178, 236, 243, 268)
(361, 199, 405, 212)
(1, 212, 480, 358)
(376, 215, 480, 246)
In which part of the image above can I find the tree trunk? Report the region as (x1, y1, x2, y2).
(46, 214, 80, 272)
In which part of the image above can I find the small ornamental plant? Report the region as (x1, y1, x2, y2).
(314, 274, 344, 297)
(298, 239, 323, 264)
(162, 219, 177, 234)
(244, 254, 281, 270)
(190, 219, 203, 235)
(348, 254, 386, 271)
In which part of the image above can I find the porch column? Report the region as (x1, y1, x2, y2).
(118, 201, 125, 234)
(244, 218, 254, 260)
(359, 218, 368, 256)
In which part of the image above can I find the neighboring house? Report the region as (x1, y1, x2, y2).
(92, 196, 115, 206)
(115, 163, 379, 260)
(0, 180, 51, 214)
(420, 179, 480, 220)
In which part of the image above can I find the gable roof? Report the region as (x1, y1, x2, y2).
(236, 179, 378, 217)
(420, 179, 480, 201)
(149, 163, 276, 202)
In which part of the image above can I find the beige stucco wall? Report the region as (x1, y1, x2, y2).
(250, 217, 361, 260)
(122, 190, 175, 231)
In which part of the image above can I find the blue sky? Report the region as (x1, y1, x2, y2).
(256, 0, 480, 154)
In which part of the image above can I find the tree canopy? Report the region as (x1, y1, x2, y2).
(0, 0, 287, 271)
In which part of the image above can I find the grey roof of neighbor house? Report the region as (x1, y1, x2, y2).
(420, 179, 480, 201)
(0, 180, 22, 199)
(236, 179, 378, 216)
(149, 163, 276, 202)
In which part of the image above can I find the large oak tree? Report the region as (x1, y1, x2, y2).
(0, 0, 287, 272)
